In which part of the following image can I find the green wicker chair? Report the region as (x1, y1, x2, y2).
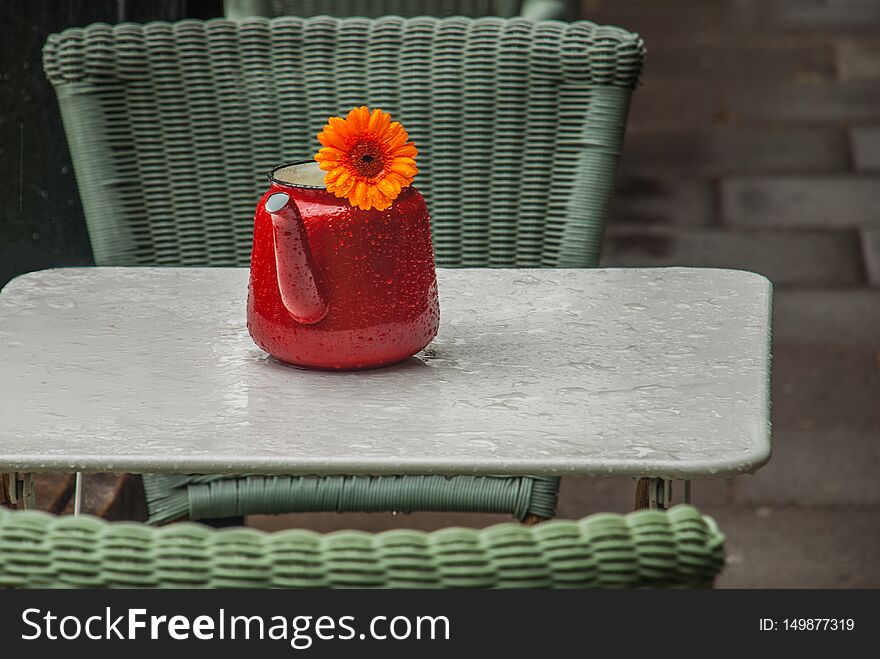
(0, 505, 724, 588)
(224, 0, 578, 21)
(42, 17, 644, 525)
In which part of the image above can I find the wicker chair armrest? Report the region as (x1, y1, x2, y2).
(0, 504, 724, 588)
(142, 474, 560, 524)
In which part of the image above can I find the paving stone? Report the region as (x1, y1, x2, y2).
(709, 507, 880, 588)
(733, 80, 880, 123)
(766, 0, 880, 30)
(630, 79, 880, 130)
(851, 126, 880, 171)
(621, 128, 848, 175)
(609, 176, 714, 227)
(582, 0, 764, 32)
(627, 79, 731, 131)
(836, 39, 880, 80)
(861, 229, 880, 283)
(601, 228, 863, 286)
(645, 39, 836, 84)
(771, 343, 880, 431)
(735, 429, 880, 507)
(721, 177, 880, 229)
(772, 289, 880, 347)
(33, 473, 74, 514)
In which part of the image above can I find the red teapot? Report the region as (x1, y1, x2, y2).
(247, 160, 440, 370)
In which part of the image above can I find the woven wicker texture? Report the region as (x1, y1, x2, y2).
(43, 17, 643, 268)
(143, 474, 560, 525)
(42, 17, 643, 523)
(0, 505, 724, 588)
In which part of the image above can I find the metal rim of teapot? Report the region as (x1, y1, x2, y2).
(267, 160, 327, 190)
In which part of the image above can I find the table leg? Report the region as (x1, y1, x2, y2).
(634, 478, 672, 510)
(1, 472, 12, 506)
(21, 473, 34, 509)
(73, 472, 84, 516)
(1, 472, 35, 509)
(684, 480, 692, 504)
(649, 479, 659, 509)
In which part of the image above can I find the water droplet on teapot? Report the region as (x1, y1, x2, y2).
(385, 277, 394, 285)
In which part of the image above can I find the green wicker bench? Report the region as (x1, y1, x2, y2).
(0, 505, 723, 588)
(42, 17, 644, 524)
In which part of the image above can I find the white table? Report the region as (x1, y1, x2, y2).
(0, 267, 771, 489)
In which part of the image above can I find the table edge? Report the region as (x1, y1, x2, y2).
(1, 264, 774, 293)
(0, 443, 773, 479)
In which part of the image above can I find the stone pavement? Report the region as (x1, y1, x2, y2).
(252, 1, 880, 588)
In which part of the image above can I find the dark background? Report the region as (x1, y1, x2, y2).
(0, 0, 221, 289)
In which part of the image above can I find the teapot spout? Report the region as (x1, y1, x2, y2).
(264, 192, 329, 324)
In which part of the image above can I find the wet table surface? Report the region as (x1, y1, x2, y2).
(0, 267, 772, 478)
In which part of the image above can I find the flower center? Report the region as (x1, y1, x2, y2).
(349, 141, 384, 178)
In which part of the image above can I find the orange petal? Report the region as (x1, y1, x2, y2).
(318, 127, 348, 150)
(391, 143, 418, 158)
(317, 146, 346, 160)
(360, 185, 375, 211)
(382, 123, 409, 149)
(368, 185, 388, 210)
(389, 161, 417, 178)
(326, 167, 354, 192)
(314, 148, 340, 165)
(377, 176, 400, 197)
(386, 171, 412, 188)
(324, 167, 343, 184)
(335, 171, 356, 196)
(353, 180, 368, 209)
(328, 116, 352, 139)
(367, 108, 391, 136)
(346, 106, 368, 134)
(380, 123, 400, 142)
(316, 158, 342, 171)
(332, 167, 350, 186)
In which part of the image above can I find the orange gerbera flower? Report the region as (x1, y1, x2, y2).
(314, 106, 418, 211)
